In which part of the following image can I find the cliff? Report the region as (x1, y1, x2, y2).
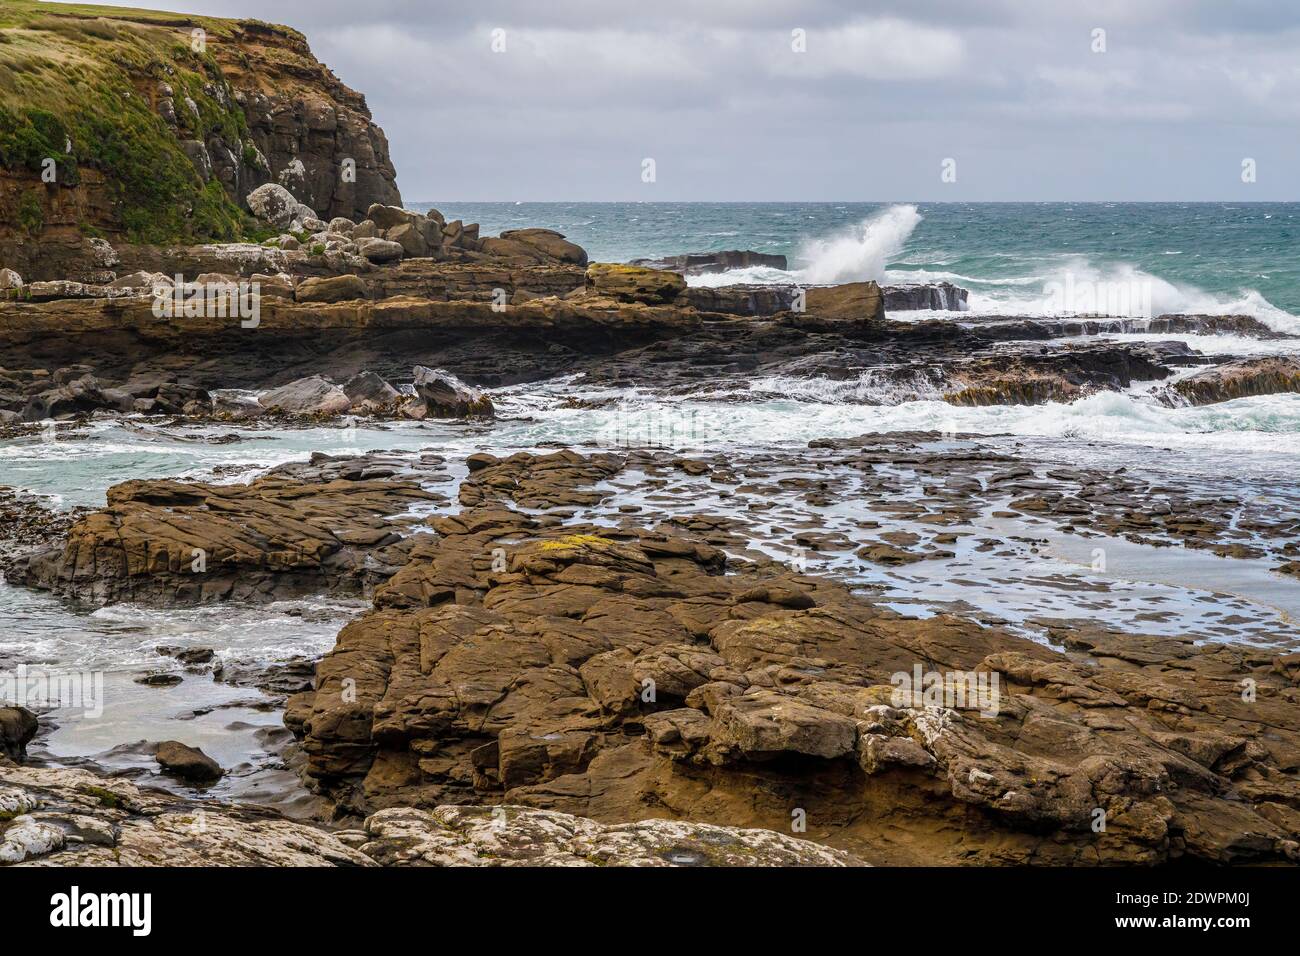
(0, 1, 400, 275)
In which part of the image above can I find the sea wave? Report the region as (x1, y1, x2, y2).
(797, 203, 923, 284)
(684, 214, 1300, 335)
(687, 203, 923, 288)
(960, 258, 1300, 333)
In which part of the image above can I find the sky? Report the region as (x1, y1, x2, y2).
(64, 0, 1300, 201)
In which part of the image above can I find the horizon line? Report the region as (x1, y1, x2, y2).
(409, 199, 1300, 205)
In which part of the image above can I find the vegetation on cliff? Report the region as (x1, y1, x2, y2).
(0, 2, 267, 241)
(0, 2, 398, 248)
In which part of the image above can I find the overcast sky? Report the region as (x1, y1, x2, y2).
(70, 0, 1300, 201)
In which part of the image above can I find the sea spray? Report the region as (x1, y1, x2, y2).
(797, 204, 922, 284)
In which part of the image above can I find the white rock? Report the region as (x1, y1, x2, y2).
(246, 183, 316, 230)
(360, 805, 864, 867)
(0, 815, 65, 864)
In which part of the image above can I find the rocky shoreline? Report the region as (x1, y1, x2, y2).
(2, 3, 1298, 871)
(4, 199, 1300, 868)
(5, 437, 1299, 865)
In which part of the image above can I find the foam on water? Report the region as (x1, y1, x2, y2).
(674, 205, 1300, 334)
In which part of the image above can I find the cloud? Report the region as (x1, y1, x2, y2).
(768, 18, 966, 79)
(61, 0, 1300, 199)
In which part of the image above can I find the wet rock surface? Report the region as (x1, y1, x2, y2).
(236, 448, 1300, 866)
(15, 452, 448, 604)
(155, 741, 224, 783)
(1160, 357, 1300, 406)
(9, 430, 1300, 867)
(9, 232, 1280, 417)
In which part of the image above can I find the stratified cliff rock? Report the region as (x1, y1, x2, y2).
(0, 1, 400, 277)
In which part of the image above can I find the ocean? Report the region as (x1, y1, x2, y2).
(415, 201, 1300, 328)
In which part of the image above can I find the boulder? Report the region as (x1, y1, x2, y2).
(482, 229, 587, 265)
(367, 204, 420, 231)
(258, 375, 351, 416)
(500, 228, 587, 265)
(246, 183, 316, 230)
(385, 222, 429, 259)
(20, 374, 135, 421)
(412, 366, 495, 418)
(0, 268, 24, 291)
(154, 741, 224, 782)
(250, 273, 295, 300)
(0, 707, 38, 761)
(585, 263, 686, 304)
(804, 281, 886, 323)
(1164, 357, 1300, 406)
(358, 238, 404, 263)
(295, 274, 367, 304)
(108, 271, 172, 291)
(343, 371, 400, 411)
(327, 217, 357, 236)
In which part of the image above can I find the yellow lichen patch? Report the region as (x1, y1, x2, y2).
(538, 533, 609, 552)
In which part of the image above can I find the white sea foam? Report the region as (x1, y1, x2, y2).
(685, 214, 1300, 335)
(687, 204, 923, 288)
(959, 257, 1300, 333)
(797, 204, 923, 284)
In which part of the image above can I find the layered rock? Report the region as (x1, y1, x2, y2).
(0, 763, 853, 867)
(359, 805, 859, 866)
(277, 450, 1300, 866)
(682, 281, 967, 317)
(1158, 357, 1300, 406)
(586, 263, 686, 304)
(0, 765, 373, 866)
(18, 453, 446, 604)
(882, 281, 968, 311)
(629, 250, 787, 275)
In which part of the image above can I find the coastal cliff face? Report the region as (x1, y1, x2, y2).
(0, 1, 400, 277)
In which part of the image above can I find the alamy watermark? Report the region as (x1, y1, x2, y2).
(152, 275, 261, 328)
(890, 664, 1001, 717)
(1, 665, 104, 718)
(1042, 272, 1152, 318)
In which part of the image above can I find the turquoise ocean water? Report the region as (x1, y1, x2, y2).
(414, 201, 1300, 327)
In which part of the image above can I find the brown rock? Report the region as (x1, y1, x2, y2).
(585, 263, 686, 304)
(296, 274, 368, 304)
(155, 741, 223, 782)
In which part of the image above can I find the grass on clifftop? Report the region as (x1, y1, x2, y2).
(0, 1, 297, 243)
